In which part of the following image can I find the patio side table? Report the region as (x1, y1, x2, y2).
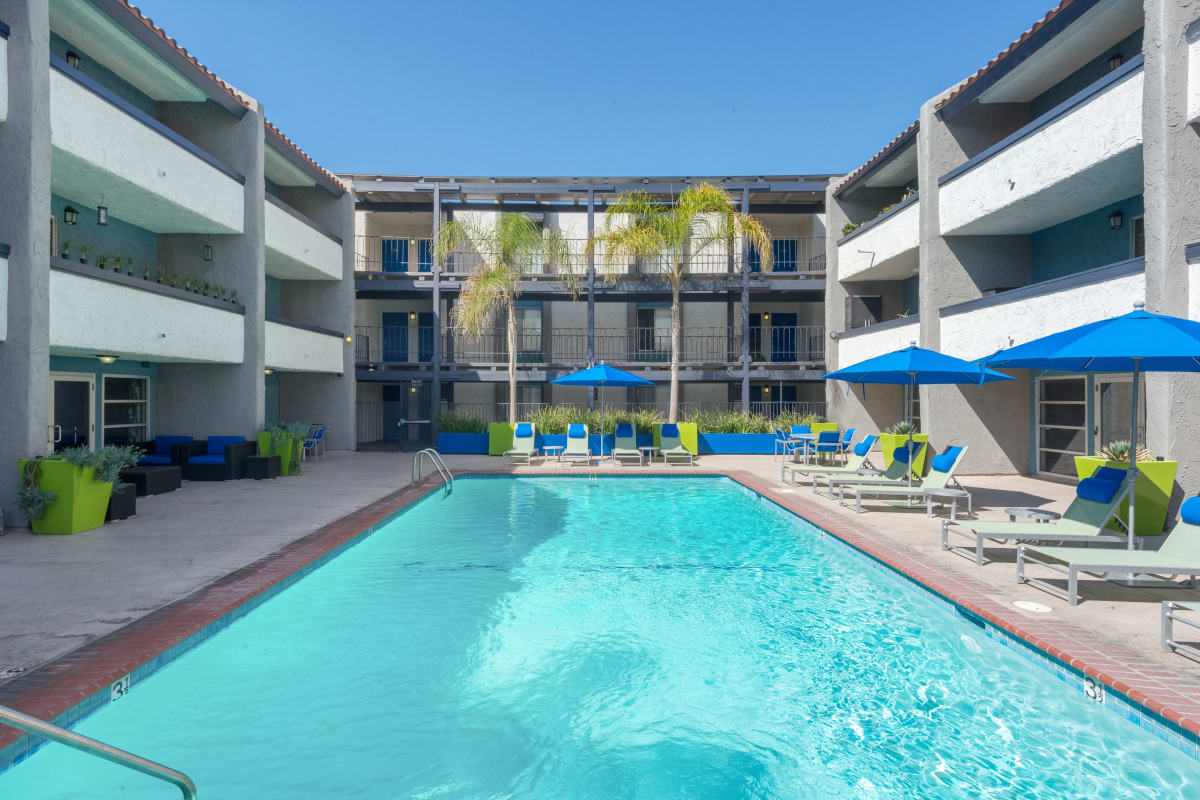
(246, 454, 281, 480)
(119, 466, 182, 497)
(1005, 507, 1061, 523)
(542, 445, 565, 462)
(925, 487, 971, 520)
(638, 446, 660, 466)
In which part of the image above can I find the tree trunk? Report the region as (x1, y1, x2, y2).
(507, 298, 518, 425)
(668, 281, 681, 423)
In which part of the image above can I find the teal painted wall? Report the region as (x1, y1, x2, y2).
(50, 33, 157, 117)
(265, 276, 282, 317)
(900, 276, 920, 317)
(53, 194, 157, 272)
(265, 373, 281, 428)
(1029, 194, 1143, 283)
(1030, 29, 1143, 118)
(49, 356, 158, 445)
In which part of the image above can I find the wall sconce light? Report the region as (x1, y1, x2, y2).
(762, 312, 770, 321)
(409, 239, 417, 247)
(1108, 53, 1123, 71)
(1109, 211, 1124, 230)
(410, 385, 418, 393)
(264, 368, 274, 375)
(96, 205, 108, 226)
(368, 365, 376, 372)
(409, 312, 417, 321)
(345, 335, 353, 343)
(763, 386, 771, 394)
(95, 354, 119, 365)
(203, 244, 214, 261)
(64, 206, 79, 226)
(65, 51, 81, 69)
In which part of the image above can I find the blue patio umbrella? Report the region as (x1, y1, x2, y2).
(981, 303, 1200, 549)
(824, 343, 1014, 484)
(551, 363, 653, 458)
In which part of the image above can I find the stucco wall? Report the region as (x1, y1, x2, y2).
(0, 253, 7, 341)
(836, 199, 920, 281)
(837, 319, 919, 366)
(1029, 194, 1143, 282)
(264, 321, 343, 373)
(264, 200, 342, 280)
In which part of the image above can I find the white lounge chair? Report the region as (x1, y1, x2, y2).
(503, 422, 537, 464)
(782, 434, 878, 491)
(612, 423, 640, 464)
(563, 423, 591, 465)
(838, 445, 970, 514)
(659, 423, 693, 465)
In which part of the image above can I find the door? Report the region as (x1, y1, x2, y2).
(636, 307, 669, 362)
(49, 373, 95, 452)
(1094, 375, 1146, 452)
(417, 239, 433, 273)
(771, 313, 797, 362)
(515, 304, 543, 364)
(772, 238, 797, 272)
(381, 238, 409, 273)
(845, 295, 883, 329)
(417, 312, 434, 363)
(748, 313, 763, 361)
(1036, 377, 1087, 476)
(381, 385, 406, 441)
(381, 312, 409, 362)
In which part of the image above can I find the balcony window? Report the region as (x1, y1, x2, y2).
(417, 239, 433, 273)
(382, 238, 408, 273)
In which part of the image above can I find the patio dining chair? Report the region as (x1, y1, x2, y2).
(302, 425, 327, 461)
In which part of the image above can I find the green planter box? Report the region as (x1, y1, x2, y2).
(18, 459, 113, 535)
(878, 433, 930, 478)
(1074, 457, 1179, 537)
(258, 432, 295, 476)
(810, 422, 839, 434)
(653, 423, 698, 455)
(489, 423, 516, 456)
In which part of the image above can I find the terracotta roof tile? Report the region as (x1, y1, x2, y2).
(832, 120, 919, 196)
(265, 120, 347, 191)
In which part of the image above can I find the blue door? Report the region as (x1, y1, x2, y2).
(381, 385, 405, 441)
(771, 313, 797, 362)
(417, 312, 434, 362)
(382, 312, 408, 362)
(772, 239, 797, 272)
(382, 239, 409, 273)
(417, 239, 433, 273)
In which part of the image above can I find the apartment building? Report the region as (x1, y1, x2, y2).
(825, 0, 1200, 493)
(0, 0, 356, 520)
(344, 176, 831, 448)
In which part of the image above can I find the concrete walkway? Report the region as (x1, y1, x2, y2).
(2, 451, 1198, 685)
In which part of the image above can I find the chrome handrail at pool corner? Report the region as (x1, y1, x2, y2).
(0, 704, 198, 798)
(412, 448, 453, 494)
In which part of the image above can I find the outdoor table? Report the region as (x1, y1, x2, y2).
(788, 433, 816, 464)
(1005, 507, 1061, 523)
(119, 466, 181, 496)
(638, 445, 660, 466)
(542, 445, 565, 462)
(925, 487, 971, 520)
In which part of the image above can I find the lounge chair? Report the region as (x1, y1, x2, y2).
(1162, 600, 1200, 659)
(838, 445, 969, 514)
(504, 422, 537, 464)
(818, 441, 927, 494)
(659, 423, 694, 465)
(782, 434, 878, 491)
(612, 423, 640, 464)
(942, 466, 1131, 566)
(135, 435, 200, 467)
(563, 423, 591, 465)
(182, 436, 257, 481)
(1019, 496, 1200, 606)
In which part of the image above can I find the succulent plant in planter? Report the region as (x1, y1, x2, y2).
(1098, 440, 1154, 463)
(97, 254, 111, 270)
(78, 244, 90, 265)
(143, 264, 153, 281)
(125, 257, 136, 277)
(230, 289, 239, 304)
(59, 240, 71, 260)
(156, 266, 168, 283)
(884, 420, 917, 435)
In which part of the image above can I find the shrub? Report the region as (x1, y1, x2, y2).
(17, 458, 55, 522)
(884, 420, 917, 435)
(1098, 440, 1153, 463)
(435, 409, 486, 433)
(842, 221, 861, 237)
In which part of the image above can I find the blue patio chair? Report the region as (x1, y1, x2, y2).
(183, 435, 257, 481)
(838, 428, 858, 454)
(302, 425, 326, 461)
(773, 428, 799, 460)
(814, 430, 842, 464)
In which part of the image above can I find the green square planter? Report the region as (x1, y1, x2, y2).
(257, 432, 295, 476)
(653, 423, 698, 455)
(810, 422, 839, 435)
(18, 459, 113, 535)
(1074, 457, 1178, 537)
(878, 433, 930, 478)
(489, 423, 516, 456)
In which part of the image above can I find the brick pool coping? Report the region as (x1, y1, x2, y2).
(2, 466, 1200, 762)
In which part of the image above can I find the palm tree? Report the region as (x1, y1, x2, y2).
(588, 183, 772, 422)
(434, 213, 570, 424)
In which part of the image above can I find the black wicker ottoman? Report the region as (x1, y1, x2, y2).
(119, 466, 182, 496)
(246, 454, 281, 480)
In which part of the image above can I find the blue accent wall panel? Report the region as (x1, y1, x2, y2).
(265, 276, 282, 317)
(1030, 194, 1143, 283)
(50, 33, 157, 117)
(52, 194, 157, 271)
(901, 275, 920, 316)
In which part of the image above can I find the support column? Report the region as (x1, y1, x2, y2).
(431, 185, 442, 437)
(740, 187, 750, 411)
(587, 189, 596, 409)
(0, 0, 52, 524)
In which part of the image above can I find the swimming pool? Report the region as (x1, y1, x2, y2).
(1, 475, 1197, 798)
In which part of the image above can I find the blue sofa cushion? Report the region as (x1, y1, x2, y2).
(188, 454, 226, 465)
(568, 424, 586, 439)
(1181, 497, 1200, 525)
(1076, 477, 1122, 504)
(931, 446, 965, 474)
(154, 435, 193, 455)
(514, 423, 533, 438)
(206, 435, 245, 455)
(615, 423, 634, 438)
(661, 423, 679, 438)
(139, 454, 172, 466)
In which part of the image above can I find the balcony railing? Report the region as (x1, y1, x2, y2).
(435, 400, 827, 426)
(354, 236, 825, 277)
(354, 325, 436, 363)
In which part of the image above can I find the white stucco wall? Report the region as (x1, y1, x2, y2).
(265, 202, 343, 280)
(836, 200, 920, 281)
(939, 271, 1145, 360)
(49, 69, 244, 234)
(837, 319, 920, 366)
(939, 68, 1144, 236)
(0, 254, 7, 340)
(50, 271, 244, 362)
(265, 321, 344, 373)
(0, 36, 8, 124)
(1189, 31, 1200, 126)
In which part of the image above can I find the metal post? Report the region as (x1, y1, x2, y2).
(1128, 358, 1141, 549)
(431, 185, 442, 439)
(740, 187, 751, 412)
(587, 189, 596, 410)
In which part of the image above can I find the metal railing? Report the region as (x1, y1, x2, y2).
(0, 705, 197, 798)
(356, 401, 432, 446)
(412, 448, 452, 494)
(435, 400, 827, 426)
(354, 236, 825, 276)
(354, 325, 435, 363)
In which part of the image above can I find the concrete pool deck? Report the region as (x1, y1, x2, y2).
(2, 452, 1200, 747)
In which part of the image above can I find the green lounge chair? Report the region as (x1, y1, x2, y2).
(503, 422, 537, 464)
(613, 423, 640, 465)
(943, 466, 1130, 566)
(659, 423, 693, 466)
(782, 434, 878, 492)
(563, 423, 591, 465)
(1019, 496, 1200, 606)
(817, 441, 926, 494)
(838, 445, 970, 514)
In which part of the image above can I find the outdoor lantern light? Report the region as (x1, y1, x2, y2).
(96, 205, 108, 226)
(1108, 53, 1123, 71)
(63, 206, 79, 226)
(410, 386, 417, 393)
(763, 386, 771, 394)
(203, 244, 214, 261)
(409, 312, 417, 321)
(65, 51, 80, 69)
(95, 354, 119, 365)
(1109, 211, 1124, 230)
(763, 312, 770, 321)
(409, 238, 417, 247)
(264, 368, 274, 375)
(345, 335, 353, 343)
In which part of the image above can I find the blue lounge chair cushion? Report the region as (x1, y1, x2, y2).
(853, 441, 872, 457)
(1076, 476, 1122, 504)
(1181, 497, 1200, 525)
(616, 423, 634, 437)
(893, 445, 916, 463)
(206, 435, 245, 455)
(153, 435, 193, 455)
(139, 454, 172, 466)
(1092, 466, 1127, 483)
(661, 423, 679, 438)
(514, 423, 533, 438)
(931, 446, 964, 473)
(188, 454, 226, 465)
(568, 424, 586, 439)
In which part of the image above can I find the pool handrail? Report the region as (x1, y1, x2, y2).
(0, 704, 197, 798)
(412, 448, 453, 494)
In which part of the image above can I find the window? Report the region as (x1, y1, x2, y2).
(417, 239, 433, 273)
(845, 295, 883, 329)
(904, 385, 921, 433)
(1037, 377, 1087, 475)
(1131, 215, 1145, 258)
(103, 376, 149, 445)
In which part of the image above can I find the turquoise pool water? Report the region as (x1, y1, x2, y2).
(2, 476, 1197, 798)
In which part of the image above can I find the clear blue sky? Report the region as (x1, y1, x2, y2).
(136, 0, 1053, 177)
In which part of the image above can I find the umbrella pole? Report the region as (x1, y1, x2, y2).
(906, 373, 915, 487)
(1127, 360, 1140, 550)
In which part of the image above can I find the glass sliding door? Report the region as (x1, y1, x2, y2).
(49, 373, 95, 452)
(1036, 377, 1087, 476)
(1094, 375, 1146, 452)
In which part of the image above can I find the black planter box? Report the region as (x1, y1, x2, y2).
(106, 484, 137, 522)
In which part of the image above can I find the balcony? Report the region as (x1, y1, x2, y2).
(264, 195, 343, 280)
(49, 57, 244, 234)
(836, 315, 920, 368)
(938, 257, 1144, 360)
(430, 400, 828, 428)
(938, 56, 1144, 236)
(48, 257, 244, 362)
(836, 194, 919, 281)
(265, 318, 346, 373)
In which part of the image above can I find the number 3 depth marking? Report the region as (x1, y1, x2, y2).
(1084, 676, 1106, 705)
(110, 674, 130, 702)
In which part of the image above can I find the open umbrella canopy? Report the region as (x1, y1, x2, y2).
(824, 344, 1015, 385)
(550, 363, 653, 387)
(979, 307, 1200, 372)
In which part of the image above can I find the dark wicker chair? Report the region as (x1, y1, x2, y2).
(182, 436, 257, 481)
(134, 436, 203, 467)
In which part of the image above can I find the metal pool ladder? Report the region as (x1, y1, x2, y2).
(412, 448, 453, 494)
(0, 704, 197, 798)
